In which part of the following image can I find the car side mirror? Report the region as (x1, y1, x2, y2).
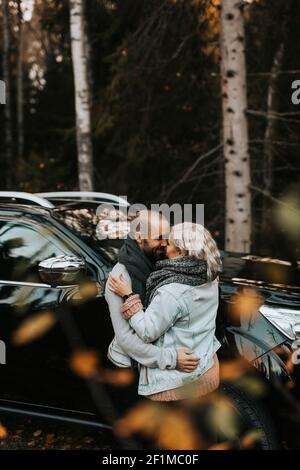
(38, 255, 87, 287)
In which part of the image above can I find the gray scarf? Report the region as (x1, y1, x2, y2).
(145, 256, 214, 307)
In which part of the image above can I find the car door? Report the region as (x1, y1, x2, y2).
(0, 214, 112, 412)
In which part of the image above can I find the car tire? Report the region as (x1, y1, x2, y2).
(219, 383, 279, 450)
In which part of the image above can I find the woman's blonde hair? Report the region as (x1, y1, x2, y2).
(169, 222, 222, 281)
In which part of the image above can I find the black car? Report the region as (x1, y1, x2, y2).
(0, 194, 300, 449)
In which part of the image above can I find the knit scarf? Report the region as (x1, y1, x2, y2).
(118, 238, 155, 304)
(145, 256, 215, 307)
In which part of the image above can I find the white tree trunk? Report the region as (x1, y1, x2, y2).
(69, 0, 94, 191)
(2, 0, 13, 188)
(17, 0, 24, 162)
(83, 12, 94, 107)
(220, 0, 252, 252)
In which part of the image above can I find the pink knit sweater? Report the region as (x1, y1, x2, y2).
(148, 354, 220, 401)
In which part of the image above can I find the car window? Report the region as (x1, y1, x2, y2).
(53, 207, 129, 264)
(0, 220, 78, 282)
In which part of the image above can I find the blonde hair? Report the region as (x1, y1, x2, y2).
(169, 222, 222, 281)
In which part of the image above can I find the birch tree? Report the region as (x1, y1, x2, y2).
(220, 0, 251, 252)
(2, 0, 13, 188)
(69, 0, 94, 191)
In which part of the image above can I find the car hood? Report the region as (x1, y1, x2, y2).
(220, 251, 300, 309)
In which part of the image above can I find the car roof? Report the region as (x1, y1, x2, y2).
(35, 192, 130, 207)
(0, 201, 54, 216)
(0, 191, 54, 208)
(0, 191, 130, 211)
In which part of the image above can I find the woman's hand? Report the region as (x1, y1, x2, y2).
(108, 273, 132, 297)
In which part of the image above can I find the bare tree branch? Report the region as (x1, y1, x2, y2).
(163, 143, 222, 200)
(250, 185, 300, 216)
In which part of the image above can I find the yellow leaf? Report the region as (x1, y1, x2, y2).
(208, 440, 233, 450)
(156, 408, 202, 450)
(219, 358, 250, 382)
(78, 281, 102, 300)
(11, 311, 56, 346)
(115, 401, 162, 438)
(101, 368, 135, 387)
(0, 424, 8, 439)
(229, 289, 263, 321)
(69, 350, 100, 379)
(240, 430, 264, 448)
(115, 401, 202, 450)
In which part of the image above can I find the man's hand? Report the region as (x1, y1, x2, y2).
(108, 273, 132, 297)
(176, 348, 200, 372)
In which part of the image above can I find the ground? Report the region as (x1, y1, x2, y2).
(0, 415, 114, 450)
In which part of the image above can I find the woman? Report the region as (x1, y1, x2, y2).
(108, 222, 222, 401)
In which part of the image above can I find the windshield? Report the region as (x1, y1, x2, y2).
(52, 206, 130, 264)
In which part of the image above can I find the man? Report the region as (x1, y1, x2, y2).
(105, 209, 200, 374)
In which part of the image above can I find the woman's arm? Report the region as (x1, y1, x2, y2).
(127, 289, 183, 343)
(108, 273, 185, 343)
(106, 270, 178, 369)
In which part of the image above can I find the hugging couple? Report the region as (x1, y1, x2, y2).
(105, 210, 222, 402)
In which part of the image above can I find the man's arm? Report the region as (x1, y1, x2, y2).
(105, 264, 177, 370)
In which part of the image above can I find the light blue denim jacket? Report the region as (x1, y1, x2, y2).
(129, 280, 221, 396)
(105, 263, 177, 371)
